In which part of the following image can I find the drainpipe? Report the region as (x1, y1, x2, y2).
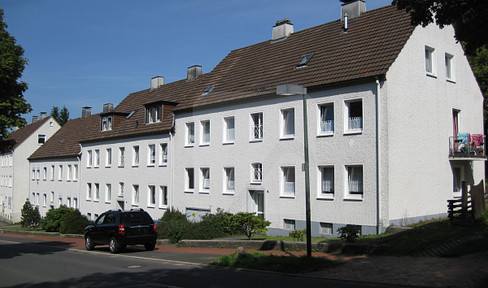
(375, 77, 382, 234)
(170, 113, 175, 209)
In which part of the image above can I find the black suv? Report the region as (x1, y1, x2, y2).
(84, 209, 157, 254)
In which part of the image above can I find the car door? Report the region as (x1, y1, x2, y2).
(90, 213, 107, 244)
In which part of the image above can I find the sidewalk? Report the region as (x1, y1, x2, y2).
(1, 230, 487, 287)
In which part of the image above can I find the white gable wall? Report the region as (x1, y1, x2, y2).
(385, 24, 484, 225)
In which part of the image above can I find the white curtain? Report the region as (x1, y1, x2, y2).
(348, 166, 363, 193)
(321, 167, 334, 193)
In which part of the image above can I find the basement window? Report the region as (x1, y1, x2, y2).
(202, 85, 214, 96)
(297, 54, 313, 68)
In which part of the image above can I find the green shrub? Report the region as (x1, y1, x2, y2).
(59, 209, 90, 234)
(230, 212, 271, 240)
(289, 229, 305, 241)
(157, 208, 190, 242)
(20, 200, 41, 228)
(41, 205, 73, 232)
(337, 224, 361, 243)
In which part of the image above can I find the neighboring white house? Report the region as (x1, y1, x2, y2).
(28, 109, 99, 216)
(78, 91, 176, 221)
(0, 114, 60, 222)
(24, 1, 485, 237)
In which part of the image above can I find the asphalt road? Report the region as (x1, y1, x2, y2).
(0, 234, 418, 288)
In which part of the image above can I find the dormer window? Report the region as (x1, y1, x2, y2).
(101, 116, 113, 131)
(145, 105, 162, 124)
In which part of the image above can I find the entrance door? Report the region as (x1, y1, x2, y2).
(249, 190, 264, 219)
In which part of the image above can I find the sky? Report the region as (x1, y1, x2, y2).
(1, 0, 391, 121)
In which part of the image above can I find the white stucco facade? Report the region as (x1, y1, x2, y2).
(29, 157, 81, 216)
(0, 117, 60, 222)
(385, 24, 485, 225)
(80, 134, 172, 221)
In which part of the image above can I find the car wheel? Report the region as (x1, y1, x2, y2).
(85, 235, 95, 250)
(144, 242, 156, 251)
(109, 237, 121, 254)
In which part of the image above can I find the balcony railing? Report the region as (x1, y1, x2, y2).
(449, 134, 486, 158)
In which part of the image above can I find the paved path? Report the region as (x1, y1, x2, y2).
(1, 232, 487, 287)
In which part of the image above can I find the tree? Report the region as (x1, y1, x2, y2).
(230, 212, 271, 240)
(0, 9, 32, 153)
(50, 105, 69, 126)
(392, 0, 488, 56)
(20, 200, 41, 228)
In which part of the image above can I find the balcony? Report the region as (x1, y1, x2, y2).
(449, 133, 486, 160)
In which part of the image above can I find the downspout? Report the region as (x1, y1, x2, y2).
(375, 77, 382, 234)
(170, 113, 175, 209)
(78, 144, 83, 212)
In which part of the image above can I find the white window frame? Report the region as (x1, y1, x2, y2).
(94, 183, 100, 201)
(67, 165, 72, 181)
(106, 148, 112, 167)
(281, 166, 295, 197)
(224, 167, 235, 194)
(200, 120, 210, 146)
(318, 165, 334, 200)
(185, 168, 195, 192)
(344, 99, 363, 134)
(148, 144, 156, 166)
(43, 167, 47, 181)
(283, 219, 296, 230)
(73, 164, 78, 181)
(200, 167, 210, 193)
(280, 108, 295, 139)
(94, 149, 100, 167)
(148, 185, 156, 207)
(320, 222, 333, 235)
(132, 146, 139, 166)
(119, 182, 125, 196)
(186, 122, 195, 146)
(445, 53, 455, 82)
(425, 45, 436, 76)
(51, 165, 55, 181)
(87, 150, 93, 167)
(146, 105, 161, 124)
(38, 134, 46, 144)
(318, 103, 334, 136)
(101, 116, 113, 131)
(86, 183, 92, 201)
(132, 185, 139, 206)
(223, 116, 235, 144)
(251, 163, 263, 184)
(250, 112, 263, 141)
(105, 183, 112, 203)
(58, 165, 63, 181)
(345, 165, 364, 200)
(160, 143, 168, 165)
(159, 186, 168, 208)
(119, 147, 125, 167)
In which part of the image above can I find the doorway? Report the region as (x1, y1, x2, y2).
(249, 190, 264, 219)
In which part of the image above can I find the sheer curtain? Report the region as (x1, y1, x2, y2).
(348, 166, 363, 193)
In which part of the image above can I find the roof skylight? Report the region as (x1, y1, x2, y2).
(202, 85, 214, 96)
(297, 54, 313, 68)
(127, 110, 137, 119)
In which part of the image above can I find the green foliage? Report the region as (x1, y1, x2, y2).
(0, 9, 32, 153)
(157, 208, 190, 243)
(41, 205, 73, 232)
(337, 225, 361, 243)
(20, 200, 40, 228)
(393, 0, 488, 55)
(289, 229, 305, 241)
(59, 209, 89, 234)
(211, 252, 341, 273)
(50, 105, 69, 126)
(229, 212, 271, 240)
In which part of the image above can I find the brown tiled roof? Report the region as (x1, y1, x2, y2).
(80, 5, 414, 142)
(6, 117, 53, 150)
(29, 114, 100, 159)
(173, 5, 414, 111)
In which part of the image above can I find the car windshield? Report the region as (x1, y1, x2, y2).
(122, 212, 153, 225)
